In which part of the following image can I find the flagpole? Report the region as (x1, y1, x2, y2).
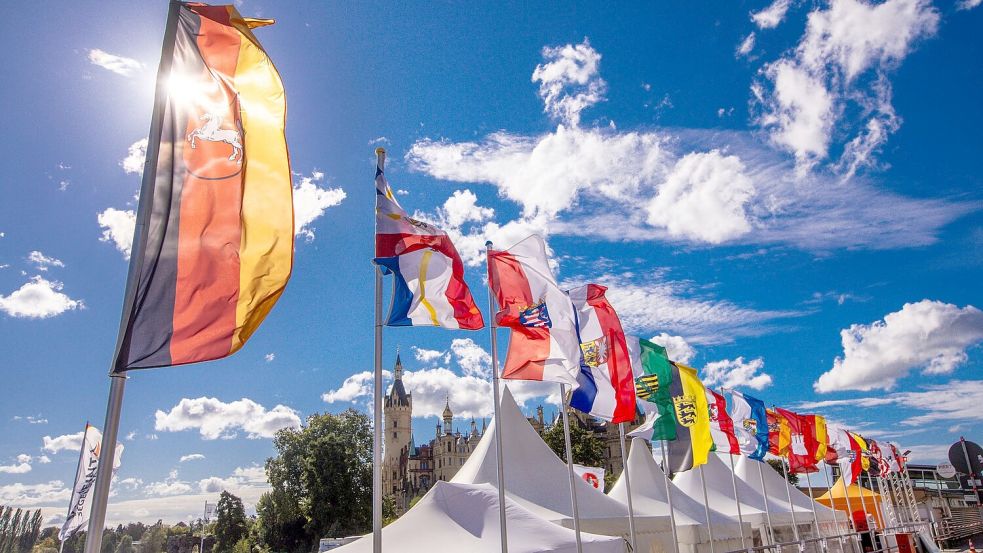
(618, 424, 637, 551)
(805, 473, 825, 546)
(780, 458, 801, 543)
(660, 440, 682, 553)
(485, 241, 509, 553)
(840, 468, 860, 553)
(728, 454, 748, 549)
(869, 471, 886, 529)
(698, 466, 717, 553)
(84, 4, 181, 552)
(60, 421, 88, 543)
(559, 383, 584, 553)
(372, 148, 386, 553)
(823, 463, 847, 553)
(757, 460, 777, 545)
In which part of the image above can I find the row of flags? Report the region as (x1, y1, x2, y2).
(373, 157, 911, 487)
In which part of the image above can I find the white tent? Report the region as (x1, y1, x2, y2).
(672, 452, 804, 545)
(453, 387, 667, 552)
(333, 481, 625, 553)
(608, 438, 747, 553)
(733, 456, 847, 536)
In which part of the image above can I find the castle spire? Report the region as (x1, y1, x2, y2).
(394, 348, 403, 381)
(442, 396, 453, 434)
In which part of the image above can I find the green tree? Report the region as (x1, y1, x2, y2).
(115, 535, 134, 553)
(138, 523, 167, 553)
(213, 492, 247, 553)
(542, 416, 605, 467)
(766, 459, 799, 485)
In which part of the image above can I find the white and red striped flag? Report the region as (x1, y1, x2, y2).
(707, 389, 741, 454)
(487, 235, 581, 387)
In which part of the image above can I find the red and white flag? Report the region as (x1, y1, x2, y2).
(567, 284, 636, 423)
(707, 389, 741, 455)
(573, 464, 606, 491)
(829, 425, 863, 485)
(487, 235, 580, 387)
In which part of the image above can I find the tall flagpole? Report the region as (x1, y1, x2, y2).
(823, 463, 847, 553)
(757, 461, 777, 545)
(485, 242, 509, 553)
(867, 471, 885, 529)
(728, 454, 748, 549)
(559, 384, 584, 553)
(372, 148, 386, 553)
(840, 469, 861, 553)
(660, 440, 681, 553)
(805, 474, 825, 545)
(618, 424, 637, 552)
(780, 458, 801, 543)
(698, 466, 717, 553)
(85, 4, 181, 552)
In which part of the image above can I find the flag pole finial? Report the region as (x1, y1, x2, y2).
(375, 147, 386, 156)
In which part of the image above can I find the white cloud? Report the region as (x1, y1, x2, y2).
(0, 277, 83, 319)
(179, 453, 205, 463)
(37, 456, 51, 464)
(0, 481, 71, 506)
(144, 473, 193, 497)
(293, 171, 346, 241)
(751, 0, 791, 28)
(120, 138, 148, 175)
(412, 347, 448, 364)
(701, 357, 773, 390)
(754, 0, 939, 172)
(119, 477, 143, 490)
(737, 33, 756, 57)
(264, 353, 275, 363)
(646, 150, 755, 244)
(957, 0, 981, 9)
(42, 432, 85, 454)
(125, 431, 137, 441)
(531, 39, 606, 126)
(98, 208, 136, 259)
(647, 332, 695, 364)
(12, 415, 48, 425)
(88, 49, 143, 76)
(27, 251, 64, 272)
(815, 300, 983, 392)
(450, 338, 492, 378)
(154, 397, 302, 440)
(322, 371, 379, 404)
(0, 456, 32, 474)
(439, 190, 495, 228)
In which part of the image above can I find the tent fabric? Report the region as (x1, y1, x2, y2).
(816, 477, 885, 528)
(333, 481, 625, 553)
(608, 438, 747, 553)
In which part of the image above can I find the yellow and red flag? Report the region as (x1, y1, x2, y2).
(767, 408, 790, 456)
(114, 3, 291, 371)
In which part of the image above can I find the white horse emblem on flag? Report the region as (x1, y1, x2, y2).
(187, 113, 243, 162)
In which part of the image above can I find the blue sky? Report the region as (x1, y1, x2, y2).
(1, 0, 981, 524)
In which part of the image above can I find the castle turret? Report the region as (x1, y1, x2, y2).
(383, 353, 413, 509)
(442, 398, 453, 435)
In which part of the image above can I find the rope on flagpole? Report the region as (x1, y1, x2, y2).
(559, 383, 584, 553)
(618, 424, 637, 552)
(372, 147, 386, 553)
(661, 440, 682, 553)
(485, 241, 509, 553)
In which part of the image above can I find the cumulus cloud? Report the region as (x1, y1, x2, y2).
(43, 432, 84, 454)
(179, 454, 205, 463)
(27, 251, 64, 272)
(118, 477, 143, 490)
(450, 338, 492, 378)
(0, 277, 83, 319)
(751, 0, 791, 28)
(97, 208, 136, 259)
(0, 481, 71, 506)
(754, 0, 939, 172)
(648, 332, 695, 364)
(0, 455, 32, 474)
(701, 357, 773, 390)
(531, 39, 606, 126)
(154, 397, 302, 440)
(815, 300, 983, 392)
(120, 139, 147, 175)
(144, 471, 193, 497)
(88, 49, 143, 76)
(798, 380, 983, 428)
(412, 347, 448, 364)
(737, 33, 756, 58)
(293, 171, 346, 241)
(322, 371, 380, 404)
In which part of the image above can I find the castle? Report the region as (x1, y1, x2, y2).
(381, 354, 633, 512)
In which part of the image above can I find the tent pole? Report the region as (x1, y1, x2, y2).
(757, 460, 777, 545)
(661, 440, 682, 553)
(618, 424, 637, 552)
(780, 458, 801, 543)
(484, 242, 509, 553)
(559, 383, 584, 553)
(728, 454, 748, 549)
(698, 465, 717, 553)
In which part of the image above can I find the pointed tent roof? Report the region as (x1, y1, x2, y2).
(816, 476, 884, 528)
(733, 455, 843, 522)
(333, 481, 624, 553)
(609, 438, 745, 543)
(673, 452, 798, 526)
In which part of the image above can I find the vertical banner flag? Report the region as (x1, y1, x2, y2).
(810, 414, 829, 464)
(114, 4, 292, 371)
(706, 389, 741, 455)
(767, 409, 790, 456)
(60, 425, 123, 540)
(830, 426, 864, 485)
(374, 154, 483, 329)
(729, 390, 769, 461)
(869, 440, 891, 475)
(568, 284, 636, 423)
(659, 363, 714, 473)
(573, 464, 607, 491)
(776, 407, 819, 473)
(487, 235, 580, 386)
(632, 338, 677, 440)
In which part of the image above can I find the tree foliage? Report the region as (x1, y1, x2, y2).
(139, 522, 167, 553)
(0, 506, 43, 553)
(766, 459, 800, 485)
(213, 492, 246, 553)
(542, 415, 605, 467)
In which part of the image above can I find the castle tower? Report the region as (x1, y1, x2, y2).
(382, 353, 412, 508)
(442, 398, 453, 435)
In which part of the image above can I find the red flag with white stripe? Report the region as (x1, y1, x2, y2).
(707, 389, 741, 455)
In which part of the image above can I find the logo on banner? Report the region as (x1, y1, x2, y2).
(791, 433, 808, 455)
(635, 375, 660, 401)
(673, 395, 698, 427)
(519, 300, 552, 328)
(743, 418, 758, 433)
(580, 337, 609, 368)
(582, 471, 601, 489)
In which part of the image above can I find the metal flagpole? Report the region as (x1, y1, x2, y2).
(559, 383, 584, 553)
(661, 440, 682, 553)
(758, 460, 777, 545)
(485, 241, 509, 553)
(84, 4, 181, 553)
(806, 474, 826, 547)
(824, 463, 847, 553)
(960, 437, 980, 507)
(780, 458, 801, 543)
(727, 454, 748, 549)
(840, 470, 859, 553)
(867, 472, 884, 529)
(372, 149, 386, 553)
(698, 466, 717, 553)
(618, 424, 637, 552)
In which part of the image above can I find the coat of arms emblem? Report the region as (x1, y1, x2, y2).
(580, 337, 609, 368)
(518, 300, 551, 328)
(673, 394, 698, 427)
